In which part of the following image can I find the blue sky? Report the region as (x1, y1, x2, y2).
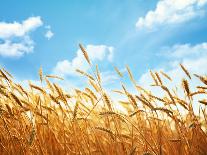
(1, 0, 207, 90)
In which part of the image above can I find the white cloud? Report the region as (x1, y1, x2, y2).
(136, 0, 207, 29)
(139, 42, 207, 113)
(0, 39, 33, 57)
(44, 25, 54, 40)
(0, 16, 43, 57)
(45, 30, 54, 40)
(100, 71, 119, 86)
(140, 42, 207, 87)
(53, 44, 114, 77)
(163, 42, 207, 58)
(0, 16, 43, 39)
(53, 60, 74, 77)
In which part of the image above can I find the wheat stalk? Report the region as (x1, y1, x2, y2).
(79, 44, 91, 65)
(180, 64, 191, 79)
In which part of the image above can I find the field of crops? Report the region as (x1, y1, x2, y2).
(0, 44, 206, 155)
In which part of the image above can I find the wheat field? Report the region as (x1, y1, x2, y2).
(0, 44, 206, 155)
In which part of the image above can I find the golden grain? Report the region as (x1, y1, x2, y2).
(0, 57, 206, 155)
(180, 63, 191, 79)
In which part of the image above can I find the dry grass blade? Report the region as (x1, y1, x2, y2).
(126, 65, 135, 82)
(76, 69, 95, 81)
(95, 127, 114, 136)
(39, 67, 43, 82)
(121, 85, 137, 108)
(150, 70, 158, 85)
(45, 78, 54, 92)
(182, 79, 190, 97)
(103, 93, 112, 110)
(85, 87, 97, 100)
(53, 83, 64, 99)
(0, 69, 10, 82)
(180, 63, 191, 79)
(16, 84, 28, 97)
(160, 71, 172, 81)
(190, 91, 206, 96)
(136, 85, 150, 95)
(46, 75, 64, 80)
(194, 74, 207, 85)
(10, 92, 23, 107)
(152, 107, 173, 115)
(89, 79, 100, 92)
(96, 64, 101, 82)
(49, 94, 59, 104)
(199, 100, 207, 106)
(5, 104, 13, 115)
(121, 84, 128, 94)
(128, 94, 137, 108)
(28, 125, 36, 146)
(197, 86, 207, 90)
(30, 84, 46, 94)
(73, 101, 79, 119)
(79, 43, 91, 65)
(161, 85, 175, 104)
(112, 90, 124, 95)
(28, 112, 36, 146)
(99, 111, 125, 122)
(174, 97, 189, 110)
(149, 94, 165, 102)
(129, 109, 145, 117)
(135, 95, 154, 109)
(2, 68, 13, 79)
(155, 72, 163, 85)
(114, 66, 123, 77)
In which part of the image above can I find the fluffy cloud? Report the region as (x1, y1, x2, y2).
(0, 16, 42, 39)
(100, 71, 119, 86)
(0, 16, 43, 57)
(53, 44, 114, 77)
(45, 25, 54, 40)
(0, 38, 33, 57)
(45, 30, 54, 40)
(163, 42, 207, 58)
(136, 0, 207, 29)
(138, 42, 207, 114)
(139, 42, 207, 96)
